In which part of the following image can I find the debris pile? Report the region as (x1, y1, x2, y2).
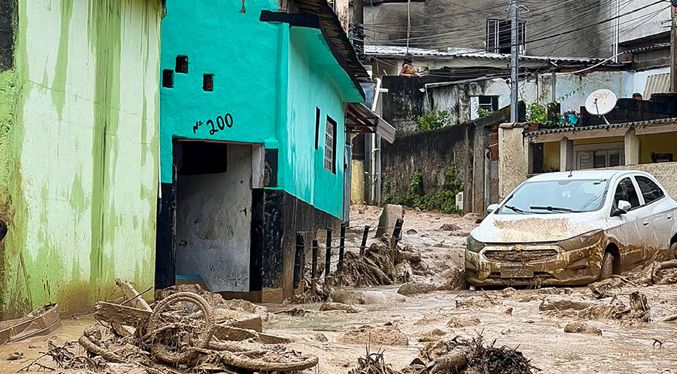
(588, 260, 677, 299)
(540, 291, 650, 322)
(45, 281, 318, 373)
(339, 324, 409, 347)
(349, 334, 538, 374)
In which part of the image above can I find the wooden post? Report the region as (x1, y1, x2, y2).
(325, 229, 333, 280)
(338, 223, 346, 272)
(392, 218, 404, 264)
(293, 234, 305, 290)
(311, 240, 318, 296)
(360, 225, 370, 258)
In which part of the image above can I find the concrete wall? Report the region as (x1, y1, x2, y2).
(617, 0, 671, 44)
(426, 69, 670, 127)
(362, 0, 611, 58)
(161, 0, 359, 220)
(176, 145, 252, 293)
(160, 0, 280, 184)
(0, 0, 161, 317)
(498, 124, 529, 200)
(285, 28, 349, 219)
(381, 124, 469, 201)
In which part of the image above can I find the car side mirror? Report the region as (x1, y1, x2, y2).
(612, 200, 631, 217)
(487, 204, 499, 214)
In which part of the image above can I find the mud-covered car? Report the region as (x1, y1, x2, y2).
(466, 170, 677, 287)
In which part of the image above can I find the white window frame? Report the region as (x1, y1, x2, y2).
(324, 116, 337, 173)
(574, 142, 625, 170)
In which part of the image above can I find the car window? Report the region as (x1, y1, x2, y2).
(635, 176, 665, 205)
(498, 179, 608, 215)
(614, 177, 640, 209)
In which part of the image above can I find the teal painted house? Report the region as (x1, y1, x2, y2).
(157, 0, 388, 302)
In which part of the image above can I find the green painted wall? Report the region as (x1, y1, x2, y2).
(160, 1, 363, 219)
(285, 28, 355, 218)
(0, 0, 161, 318)
(160, 0, 281, 184)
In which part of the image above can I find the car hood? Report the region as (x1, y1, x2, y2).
(471, 213, 604, 244)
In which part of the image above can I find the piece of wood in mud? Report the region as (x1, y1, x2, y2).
(94, 302, 151, 326)
(115, 279, 152, 312)
(213, 325, 291, 344)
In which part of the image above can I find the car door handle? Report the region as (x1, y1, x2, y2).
(669, 213, 674, 220)
(642, 219, 650, 226)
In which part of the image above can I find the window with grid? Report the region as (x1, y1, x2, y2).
(576, 144, 624, 170)
(486, 19, 525, 54)
(479, 96, 499, 111)
(324, 117, 337, 173)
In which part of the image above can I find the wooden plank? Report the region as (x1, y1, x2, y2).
(94, 302, 152, 327)
(116, 278, 152, 312)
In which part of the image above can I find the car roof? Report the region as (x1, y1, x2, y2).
(527, 170, 645, 182)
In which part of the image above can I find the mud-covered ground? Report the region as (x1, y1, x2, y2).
(2, 205, 677, 373)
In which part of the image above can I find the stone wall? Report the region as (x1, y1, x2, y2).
(381, 110, 508, 213)
(382, 124, 470, 204)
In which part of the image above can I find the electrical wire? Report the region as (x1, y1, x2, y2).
(359, 0, 659, 52)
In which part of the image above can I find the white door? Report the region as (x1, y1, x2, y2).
(634, 175, 677, 261)
(607, 177, 644, 271)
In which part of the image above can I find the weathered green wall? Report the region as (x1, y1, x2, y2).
(0, 0, 161, 318)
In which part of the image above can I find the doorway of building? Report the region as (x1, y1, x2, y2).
(173, 141, 253, 294)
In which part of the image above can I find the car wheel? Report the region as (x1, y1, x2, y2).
(600, 252, 614, 280)
(670, 242, 677, 260)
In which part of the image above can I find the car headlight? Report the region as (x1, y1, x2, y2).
(467, 236, 486, 253)
(557, 230, 604, 251)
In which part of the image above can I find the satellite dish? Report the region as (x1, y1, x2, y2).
(585, 89, 617, 116)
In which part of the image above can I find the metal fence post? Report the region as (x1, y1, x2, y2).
(293, 233, 305, 290)
(325, 229, 332, 280)
(338, 223, 346, 272)
(392, 218, 404, 264)
(360, 225, 370, 258)
(311, 240, 318, 296)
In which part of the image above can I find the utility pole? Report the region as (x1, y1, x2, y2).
(671, 3, 677, 92)
(354, 0, 364, 60)
(510, 0, 519, 123)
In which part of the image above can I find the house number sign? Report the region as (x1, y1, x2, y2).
(193, 114, 234, 136)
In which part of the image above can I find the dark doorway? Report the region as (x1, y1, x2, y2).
(156, 141, 255, 294)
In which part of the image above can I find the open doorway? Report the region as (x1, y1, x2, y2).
(173, 141, 253, 294)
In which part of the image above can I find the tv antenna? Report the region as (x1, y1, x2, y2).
(585, 89, 617, 125)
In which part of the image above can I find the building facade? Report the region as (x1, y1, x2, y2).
(0, 0, 163, 318)
(157, 0, 377, 303)
(358, 0, 620, 58)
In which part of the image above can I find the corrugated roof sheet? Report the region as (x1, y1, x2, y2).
(644, 73, 670, 100)
(525, 117, 677, 136)
(293, 0, 369, 79)
(365, 45, 604, 64)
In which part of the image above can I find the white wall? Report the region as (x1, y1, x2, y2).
(176, 144, 253, 293)
(617, 0, 672, 44)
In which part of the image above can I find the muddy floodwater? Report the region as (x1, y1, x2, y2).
(1, 205, 677, 373)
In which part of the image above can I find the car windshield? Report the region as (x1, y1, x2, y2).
(498, 179, 609, 215)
